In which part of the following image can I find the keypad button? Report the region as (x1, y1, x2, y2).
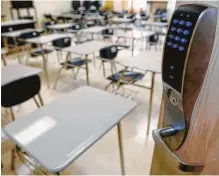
(186, 21, 193, 27)
(181, 38, 187, 44)
(173, 44, 178, 49)
(173, 19, 178, 24)
(177, 28, 183, 33)
(169, 75, 174, 79)
(168, 34, 174, 39)
(170, 65, 175, 70)
(170, 27, 176, 31)
(179, 20, 185, 25)
(174, 36, 180, 41)
(183, 30, 190, 35)
(178, 46, 185, 51)
(167, 42, 173, 46)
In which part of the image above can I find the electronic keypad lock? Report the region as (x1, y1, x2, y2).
(153, 4, 217, 172)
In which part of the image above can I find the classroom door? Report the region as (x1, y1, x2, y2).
(150, 0, 219, 175)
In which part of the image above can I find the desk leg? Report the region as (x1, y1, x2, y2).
(85, 54, 90, 85)
(147, 72, 155, 135)
(40, 45, 50, 88)
(13, 37, 22, 64)
(132, 38, 135, 57)
(117, 122, 125, 175)
(2, 54, 7, 66)
(9, 108, 15, 121)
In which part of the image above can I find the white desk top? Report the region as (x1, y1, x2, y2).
(25, 33, 74, 45)
(141, 21, 168, 27)
(1, 28, 43, 38)
(118, 51, 162, 73)
(47, 23, 75, 30)
(4, 86, 137, 172)
(1, 64, 41, 87)
(112, 17, 132, 23)
(1, 20, 35, 27)
(80, 26, 107, 34)
(62, 41, 114, 55)
(116, 30, 155, 39)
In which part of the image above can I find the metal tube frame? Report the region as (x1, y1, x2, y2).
(117, 122, 125, 175)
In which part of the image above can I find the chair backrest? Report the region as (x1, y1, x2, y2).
(101, 28, 114, 36)
(19, 31, 40, 39)
(1, 75, 41, 108)
(99, 45, 118, 60)
(149, 33, 159, 43)
(71, 23, 81, 30)
(52, 37, 71, 48)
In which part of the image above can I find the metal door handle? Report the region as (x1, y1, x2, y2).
(152, 126, 204, 172)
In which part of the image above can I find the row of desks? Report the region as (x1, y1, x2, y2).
(2, 49, 161, 174)
(2, 25, 157, 88)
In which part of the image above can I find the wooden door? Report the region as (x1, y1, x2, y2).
(150, 1, 219, 175)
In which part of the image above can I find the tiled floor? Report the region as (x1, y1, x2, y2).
(1, 36, 163, 175)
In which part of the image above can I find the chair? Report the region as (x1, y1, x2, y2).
(101, 28, 114, 41)
(52, 37, 91, 89)
(105, 69, 145, 93)
(19, 31, 53, 60)
(146, 33, 159, 50)
(1, 75, 43, 121)
(99, 45, 118, 77)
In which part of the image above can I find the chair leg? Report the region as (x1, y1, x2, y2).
(11, 148, 16, 171)
(105, 82, 113, 91)
(53, 67, 64, 89)
(74, 67, 80, 80)
(9, 108, 15, 121)
(102, 61, 106, 77)
(33, 96, 41, 108)
(38, 93, 44, 106)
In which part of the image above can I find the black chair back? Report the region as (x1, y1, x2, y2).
(71, 23, 81, 30)
(52, 37, 71, 48)
(149, 33, 159, 43)
(19, 31, 40, 39)
(1, 75, 41, 107)
(100, 45, 118, 60)
(101, 28, 114, 36)
(18, 31, 40, 46)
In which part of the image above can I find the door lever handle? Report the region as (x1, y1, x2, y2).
(152, 126, 204, 172)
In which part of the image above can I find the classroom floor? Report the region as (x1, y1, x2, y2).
(1, 38, 163, 175)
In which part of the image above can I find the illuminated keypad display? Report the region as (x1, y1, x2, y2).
(163, 11, 198, 92)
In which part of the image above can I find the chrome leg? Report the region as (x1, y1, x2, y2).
(105, 82, 113, 91)
(38, 93, 44, 106)
(102, 61, 106, 77)
(33, 97, 40, 108)
(74, 67, 80, 80)
(85, 54, 90, 85)
(117, 122, 125, 175)
(53, 67, 64, 89)
(40, 44, 50, 88)
(2, 54, 7, 66)
(147, 72, 155, 135)
(132, 38, 135, 57)
(9, 108, 15, 121)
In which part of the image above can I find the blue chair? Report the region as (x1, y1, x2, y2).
(52, 37, 91, 89)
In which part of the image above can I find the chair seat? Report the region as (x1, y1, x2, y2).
(107, 70, 144, 84)
(61, 57, 91, 68)
(31, 49, 53, 57)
